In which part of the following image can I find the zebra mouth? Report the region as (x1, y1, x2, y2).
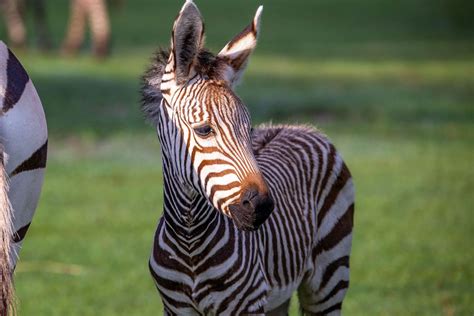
(228, 204, 256, 231)
(228, 195, 274, 231)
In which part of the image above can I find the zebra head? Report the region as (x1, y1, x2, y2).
(142, 1, 274, 230)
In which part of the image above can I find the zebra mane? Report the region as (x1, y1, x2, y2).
(140, 47, 228, 125)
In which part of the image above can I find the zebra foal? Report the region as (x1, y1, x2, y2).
(141, 2, 354, 315)
(0, 42, 48, 315)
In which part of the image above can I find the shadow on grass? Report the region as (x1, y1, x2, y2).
(34, 75, 146, 137)
(33, 70, 474, 140)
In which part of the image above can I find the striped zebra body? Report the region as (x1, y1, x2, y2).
(142, 2, 354, 315)
(148, 100, 270, 314)
(0, 41, 48, 314)
(254, 126, 354, 314)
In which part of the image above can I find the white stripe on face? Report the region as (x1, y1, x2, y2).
(169, 80, 264, 215)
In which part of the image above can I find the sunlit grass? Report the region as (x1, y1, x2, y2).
(15, 127, 473, 315)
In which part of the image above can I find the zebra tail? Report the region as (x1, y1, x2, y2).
(0, 143, 15, 316)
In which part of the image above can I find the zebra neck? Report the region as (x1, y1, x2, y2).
(156, 109, 260, 255)
(161, 165, 219, 240)
(157, 106, 219, 236)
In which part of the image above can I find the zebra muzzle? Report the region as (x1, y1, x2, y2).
(229, 186, 274, 231)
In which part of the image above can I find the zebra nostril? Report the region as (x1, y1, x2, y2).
(241, 188, 258, 210)
(242, 199, 251, 208)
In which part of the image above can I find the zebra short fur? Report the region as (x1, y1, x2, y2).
(141, 2, 354, 315)
(0, 41, 48, 315)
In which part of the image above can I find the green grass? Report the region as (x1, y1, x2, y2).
(1, 0, 473, 314)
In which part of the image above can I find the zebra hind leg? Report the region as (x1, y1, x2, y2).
(298, 296, 345, 316)
(265, 299, 291, 316)
(297, 251, 351, 316)
(297, 257, 350, 316)
(297, 233, 353, 315)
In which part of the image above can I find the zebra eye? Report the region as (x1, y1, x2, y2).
(194, 124, 214, 137)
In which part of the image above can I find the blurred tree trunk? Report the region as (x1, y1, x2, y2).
(442, 0, 474, 30)
(0, 0, 26, 48)
(62, 0, 110, 58)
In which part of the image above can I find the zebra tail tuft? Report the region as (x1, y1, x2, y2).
(0, 143, 15, 316)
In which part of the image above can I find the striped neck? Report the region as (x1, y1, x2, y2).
(157, 104, 223, 248)
(154, 101, 269, 313)
(162, 164, 214, 226)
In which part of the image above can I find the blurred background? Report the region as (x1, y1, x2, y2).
(1, 0, 473, 315)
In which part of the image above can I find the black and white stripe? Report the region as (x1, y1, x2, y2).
(141, 2, 354, 315)
(0, 41, 48, 315)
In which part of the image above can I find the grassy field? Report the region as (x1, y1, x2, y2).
(1, 0, 473, 315)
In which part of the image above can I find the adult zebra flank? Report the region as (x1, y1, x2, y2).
(0, 41, 48, 315)
(141, 2, 354, 315)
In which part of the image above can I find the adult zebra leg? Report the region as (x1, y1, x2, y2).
(62, 0, 110, 58)
(62, 0, 87, 56)
(86, 0, 110, 58)
(0, 0, 27, 49)
(0, 145, 14, 316)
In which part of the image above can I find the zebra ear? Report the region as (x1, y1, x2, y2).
(169, 0, 205, 85)
(218, 6, 262, 87)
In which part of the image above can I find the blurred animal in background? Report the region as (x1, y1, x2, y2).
(142, 1, 355, 314)
(0, 0, 26, 49)
(0, 0, 115, 58)
(0, 41, 48, 315)
(0, 0, 51, 51)
(62, 0, 111, 58)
